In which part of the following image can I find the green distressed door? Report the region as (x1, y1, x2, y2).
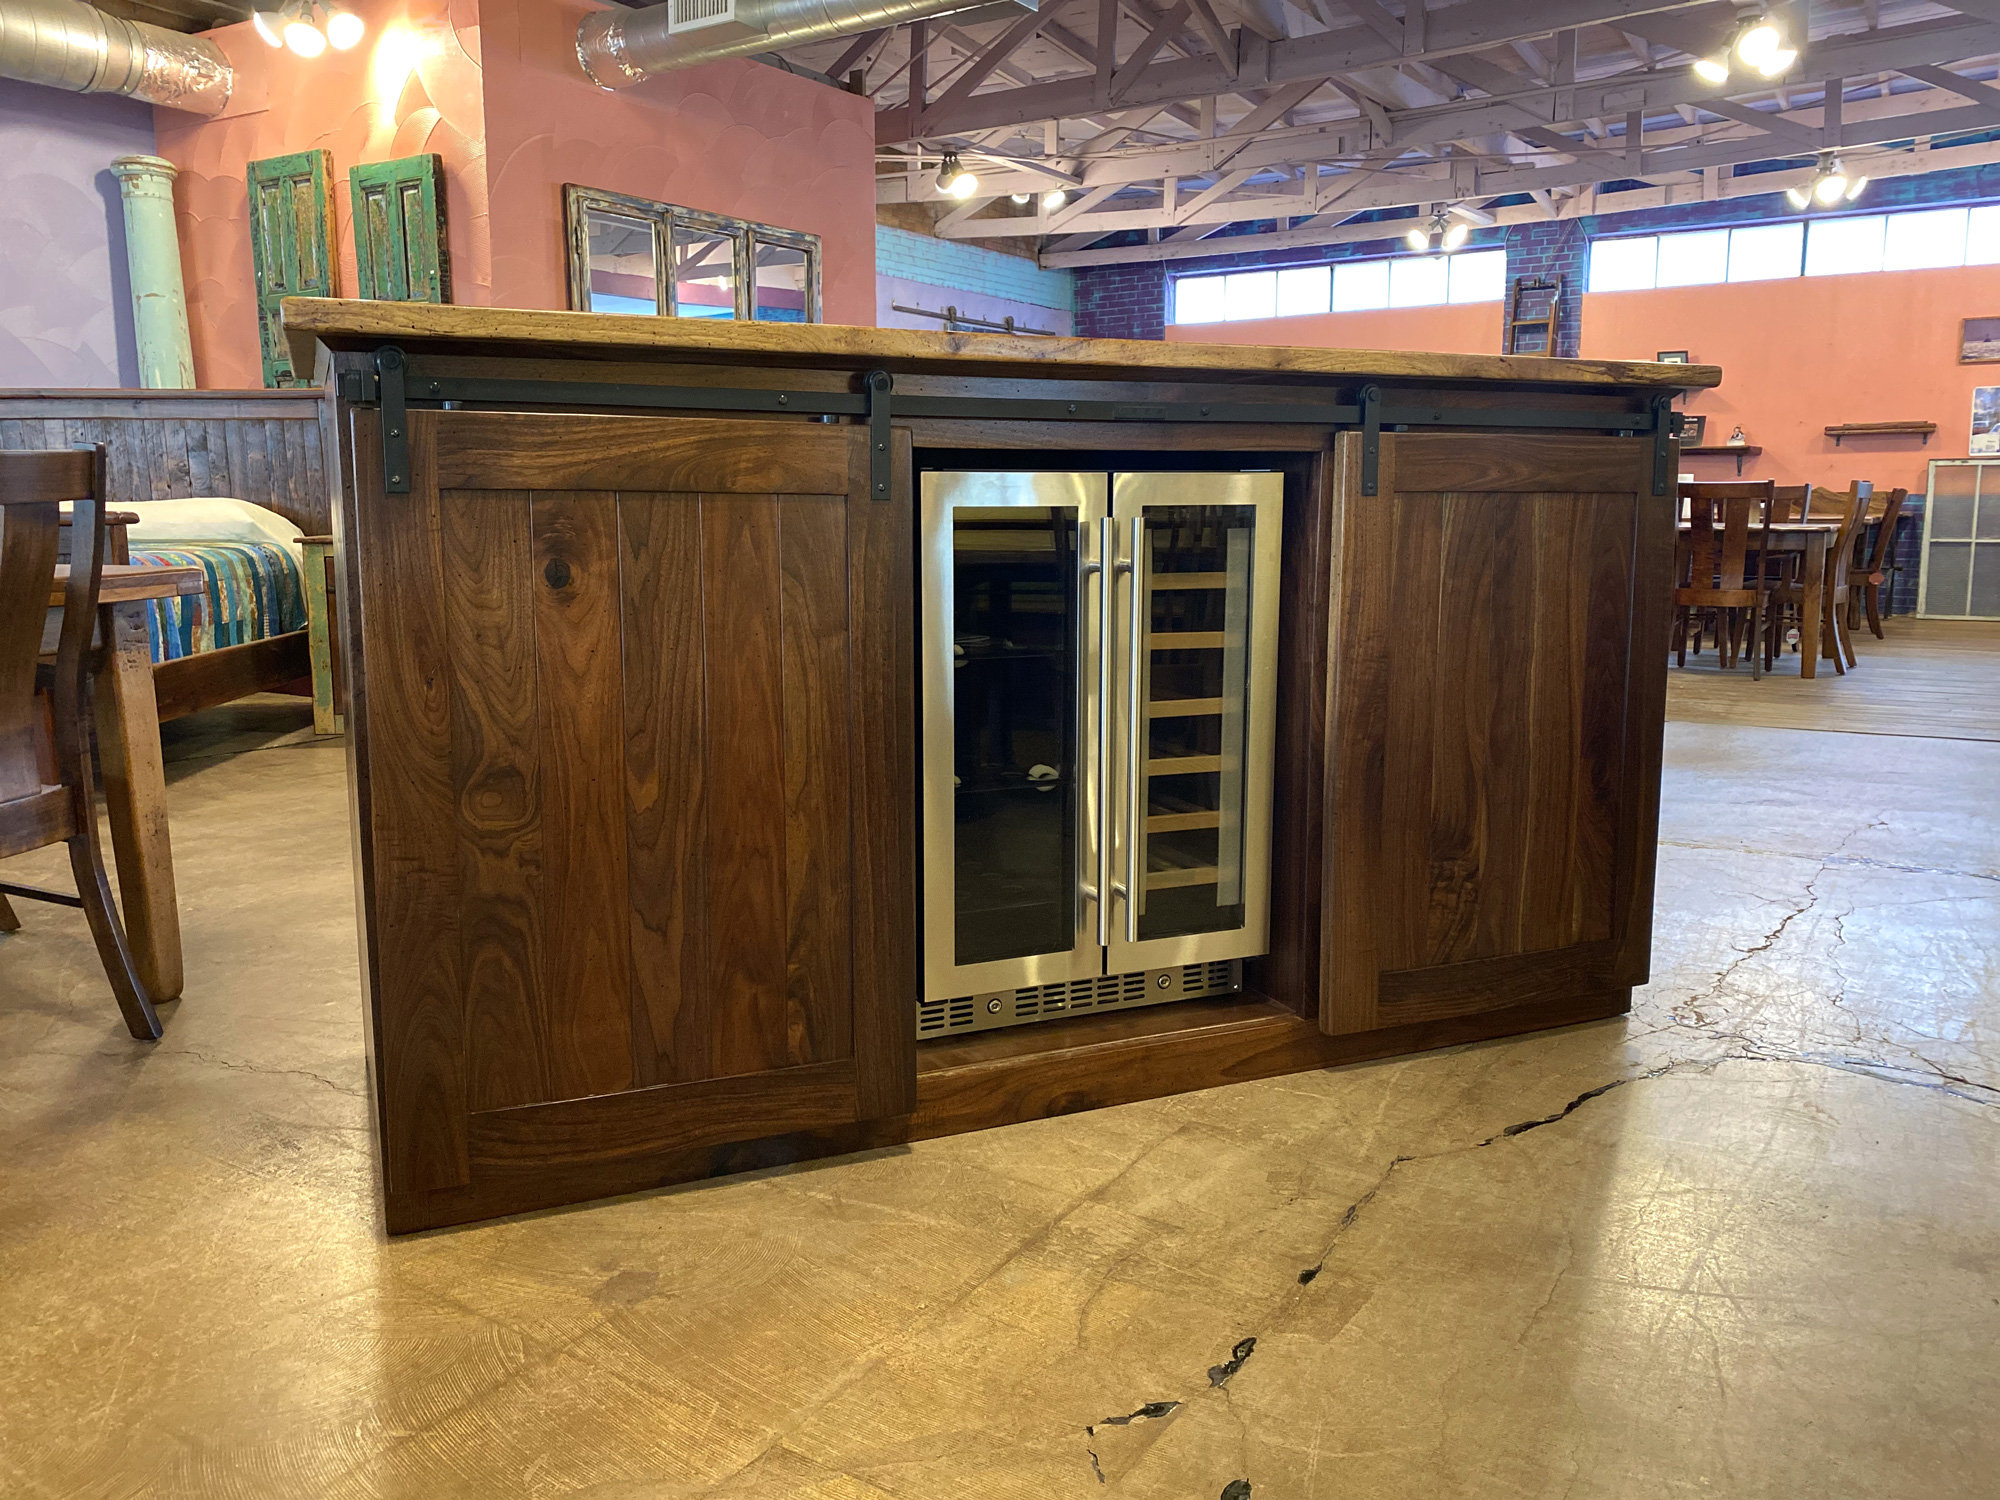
(247, 150, 339, 388)
(350, 155, 452, 305)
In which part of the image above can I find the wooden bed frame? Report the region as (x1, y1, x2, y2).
(13, 389, 338, 730)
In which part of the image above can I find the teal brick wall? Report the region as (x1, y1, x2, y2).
(876, 226, 1074, 312)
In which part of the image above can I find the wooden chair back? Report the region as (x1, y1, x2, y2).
(1772, 484, 1813, 522)
(1678, 480, 1775, 598)
(0, 449, 103, 860)
(1854, 486, 1909, 576)
(1826, 482, 1873, 592)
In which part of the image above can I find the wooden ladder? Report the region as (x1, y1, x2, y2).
(1506, 275, 1562, 355)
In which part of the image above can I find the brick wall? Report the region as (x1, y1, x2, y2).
(1501, 220, 1585, 358)
(1073, 260, 1166, 340)
(876, 226, 1074, 311)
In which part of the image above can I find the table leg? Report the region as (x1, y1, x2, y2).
(93, 602, 183, 1001)
(1798, 534, 1824, 679)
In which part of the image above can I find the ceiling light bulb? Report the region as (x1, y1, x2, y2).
(1042, 188, 1068, 212)
(1692, 55, 1729, 85)
(1786, 184, 1810, 209)
(1735, 19, 1780, 66)
(326, 8, 364, 49)
(935, 155, 977, 199)
(1845, 175, 1868, 202)
(1755, 46, 1796, 78)
(1405, 226, 1429, 252)
(284, 17, 327, 55)
(252, 6, 285, 47)
(1010, 192, 1031, 205)
(1815, 171, 1848, 205)
(1441, 221, 1469, 250)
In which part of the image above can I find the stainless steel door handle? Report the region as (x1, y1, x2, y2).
(1122, 516, 1144, 944)
(1080, 532, 1105, 944)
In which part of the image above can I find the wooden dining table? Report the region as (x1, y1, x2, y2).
(45, 561, 203, 1001)
(1677, 519, 1843, 679)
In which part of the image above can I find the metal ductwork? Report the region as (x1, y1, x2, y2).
(579, 0, 1025, 88)
(0, 0, 231, 114)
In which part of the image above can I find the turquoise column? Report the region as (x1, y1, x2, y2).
(110, 155, 197, 389)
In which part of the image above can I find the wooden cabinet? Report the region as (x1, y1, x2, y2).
(295, 299, 1711, 1231)
(345, 407, 914, 1229)
(1322, 431, 1670, 1034)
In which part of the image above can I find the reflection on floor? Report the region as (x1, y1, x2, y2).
(1, 645, 1996, 1497)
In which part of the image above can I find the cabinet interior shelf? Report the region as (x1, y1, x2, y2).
(1824, 421, 1936, 446)
(1151, 572, 1229, 590)
(1151, 631, 1225, 649)
(1147, 865, 1221, 889)
(1149, 696, 1224, 717)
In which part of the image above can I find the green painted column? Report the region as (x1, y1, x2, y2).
(110, 155, 197, 389)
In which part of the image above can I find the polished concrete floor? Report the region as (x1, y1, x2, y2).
(2, 630, 1996, 1498)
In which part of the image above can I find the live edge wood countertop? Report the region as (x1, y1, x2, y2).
(282, 297, 1723, 391)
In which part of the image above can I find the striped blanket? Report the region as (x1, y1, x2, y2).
(128, 542, 307, 665)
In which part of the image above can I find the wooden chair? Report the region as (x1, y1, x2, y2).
(1675, 480, 1777, 679)
(1846, 486, 1909, 639)
(0, 447, 162, 1040)
(1772, 483, 1815, 522)
(1767, 481, 1871, 675)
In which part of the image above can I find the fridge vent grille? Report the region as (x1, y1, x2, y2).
(917, 961, 1243, 1037)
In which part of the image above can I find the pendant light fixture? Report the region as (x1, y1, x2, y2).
(1041, 188, 1069, 212)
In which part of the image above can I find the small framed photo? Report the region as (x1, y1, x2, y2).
(1678, 413, 1707, 447)
(1972, 386, 2000, 454)
(1655, 350, 1691, 363)
(1962, 318, 2000, 363)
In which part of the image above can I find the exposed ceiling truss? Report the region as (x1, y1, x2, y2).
(766, 0, 2000, 265)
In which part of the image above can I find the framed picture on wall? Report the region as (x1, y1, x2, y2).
(1656, 350, 1691, 363)
(1971, 387, 2000, 454)
(1961, 318, 2000, 362)
(1678, 413, 1707, 446)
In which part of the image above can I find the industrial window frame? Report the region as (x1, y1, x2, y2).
(562, 184, 822, 323)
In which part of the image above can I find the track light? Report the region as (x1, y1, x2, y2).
(1042, 188, 1068, 212)
(326, 5, 364, 49)
(936, 154, 978, 200)
(1692, 12, 1793, 86)
(1406, 205, 1470, 254)
(254, 1, 362, 58)
(1788, 155, 1866, 210)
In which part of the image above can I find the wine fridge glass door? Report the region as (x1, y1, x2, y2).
(921, 472, 1111, 1001)
(1106, 471, 1282, 975)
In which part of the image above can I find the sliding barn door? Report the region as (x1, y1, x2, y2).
(345, 409, 914, 1229)
(1321, 431, 1671, 1034)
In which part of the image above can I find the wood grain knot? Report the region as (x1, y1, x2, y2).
(543, 558, 572, 590)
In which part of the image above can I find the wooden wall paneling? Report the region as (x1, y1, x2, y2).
(620, 494, 712, 1087)
(700, 492, 794, 1078)
(779, 490, 855, 1068)
(531, 491, 637, 1099)
(354, 409, 469, 1193)
(848, 428, 918, 1121)
(441, 489, 552, 1113)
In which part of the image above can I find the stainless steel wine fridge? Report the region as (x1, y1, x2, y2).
(918, 469, 1283, 1036)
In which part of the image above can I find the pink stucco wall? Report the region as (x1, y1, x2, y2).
(476, 0, 877, 327)
(153, 0, 876, 386)
(154, 0, 491, 389)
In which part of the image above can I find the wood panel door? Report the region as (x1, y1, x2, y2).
(344, 409, 915, 1229)
(1321, 431, 1671, 1034)
(247, 151, 339, 387)
(349, 155, 451, 303)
